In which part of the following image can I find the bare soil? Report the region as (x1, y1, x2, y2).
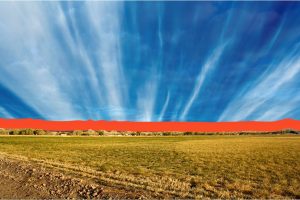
(0, 154, 147, 199)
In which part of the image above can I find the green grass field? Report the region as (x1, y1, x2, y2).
(0, 135, 299, 198)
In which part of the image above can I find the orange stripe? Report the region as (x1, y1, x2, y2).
(0, 118, 299, 132)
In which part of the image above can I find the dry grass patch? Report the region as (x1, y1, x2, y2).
(0, 135, 299, 198)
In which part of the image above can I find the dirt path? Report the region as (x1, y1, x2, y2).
(0, 154, 147, 199)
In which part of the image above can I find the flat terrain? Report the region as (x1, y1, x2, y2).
(0, 135, 299, 198)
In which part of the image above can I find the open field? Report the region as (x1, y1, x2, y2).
(0, 135, 299, 198)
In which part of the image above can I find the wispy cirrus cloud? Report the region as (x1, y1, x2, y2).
(0, 2, 126, 120)
(0, 106, 13, 118)
(158, 92, 170, 121)
(219, 43, 300, 121)
(0, 2, 83, 120)
(0, 2, 300, 122)
(84, 2, 127, 120)
(180, 43, 227, 121)
(137, 76, 158, 122)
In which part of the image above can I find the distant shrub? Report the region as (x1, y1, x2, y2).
(184, 132, 193, 135)
(81, 131, 90, 136)
(72, 130, 83, 135)
(97, 130, 105, 136)
(87, 129, 98, 136)
(9, 129, 20, 135)
(130, 132, 141, 136)
(0, 129, 8, 135)
(34, 129, 46, 135)
(282, 129, 300, 134)
(162, 132, 171, 136)
(18, 129, 34, 135)
(66, 131, 74, 136)
(149, 132, 164, 136)
(75, 129, 98, 136)
(193, 132, 203, 135)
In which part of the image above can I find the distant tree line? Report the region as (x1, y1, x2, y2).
(0, 128, 298, 136)
(0, 129, 46, 135)
(0, 128, 104, 136)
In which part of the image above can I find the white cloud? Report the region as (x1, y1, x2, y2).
(137, 77, 158, 122)
(219, 43, 300, 121)
(84, 2, 127, 120)
(0, 107, 14, 118)
(0, 2, 127, 120)
(180, 43, 227, 120)
(158, 92, 170, 121)
(0, 2, 83, 120)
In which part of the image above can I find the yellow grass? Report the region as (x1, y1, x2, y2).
(0, 135, 299, 198)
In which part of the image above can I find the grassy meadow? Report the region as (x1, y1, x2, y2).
(0, 135, 299, 198)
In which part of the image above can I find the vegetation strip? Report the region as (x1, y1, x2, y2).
(0, 135, 299, 198)
(1, 128, 299, 136)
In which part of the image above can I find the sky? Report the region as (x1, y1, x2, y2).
(0, 1, 300, 122)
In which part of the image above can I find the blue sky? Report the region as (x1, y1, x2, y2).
(0, 1, 300, 121)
